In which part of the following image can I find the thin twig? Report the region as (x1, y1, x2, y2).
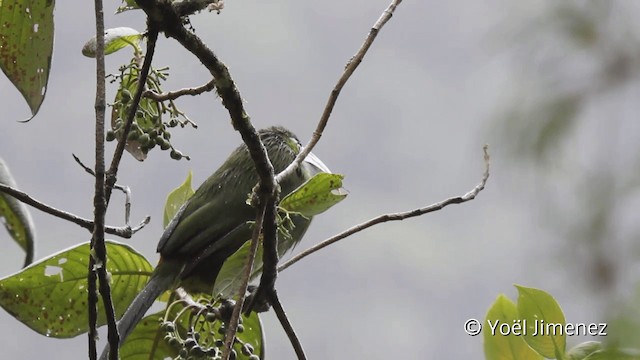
(276, 0, 404, 183)
(143, 78, 216, 101)
(269, 290, 307, 360)
(279, 145, 490, 272)
(221, 204, 266, 360)
(0, 183, 149, 237)
(73, 154, 134, 226)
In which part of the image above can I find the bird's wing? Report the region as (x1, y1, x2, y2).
(157, 173, 255, 259)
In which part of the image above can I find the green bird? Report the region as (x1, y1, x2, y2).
(100, 126, 330, 359)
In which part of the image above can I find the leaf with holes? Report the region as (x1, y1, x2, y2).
(0, 240, 153, 338)
(0, 157, 36, 267)
(280, 173, 347, 217)
(0, 0, 54, 118)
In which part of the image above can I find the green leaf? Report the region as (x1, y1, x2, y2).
(163, 171, 195, 228)
(0, 0, 54, 118)
(280, 173, 347, 217)
(122, 301, 264, 360)
(0, 240, 153, 338)
(567, 342, 602, 360)
(213, 239, 264, 298)
(116, 0, 141, 14)
(515, 285, 567, 359)
(0, 157, 36, 267)
(82, 27, 142, 58)
(484, 294, 543, 360)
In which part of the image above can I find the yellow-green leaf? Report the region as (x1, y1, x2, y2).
(516, 285, 567, 359)
(280, 173, 347, 217)
(484, 294, 543, 360)
(0, 0, 54, 117)
(0, 241, 153, 338)
(163, 171, 195, 228)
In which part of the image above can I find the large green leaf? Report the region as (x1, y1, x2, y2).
(516, 285, 567, 359)
(280, 173, 347, 217)
(0, 157, 35, 267)
(163, 171, 194, 228)
(484, 294, 542, 360)
(0, 241, 153, 338)
(0, 0, 54, 117)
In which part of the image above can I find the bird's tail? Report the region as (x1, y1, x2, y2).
(99, 262, 178, 360)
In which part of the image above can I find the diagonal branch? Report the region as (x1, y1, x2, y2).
(276, 0, 404, 183)
(269, 290, 307, 360)
(279, 145, 490, 272)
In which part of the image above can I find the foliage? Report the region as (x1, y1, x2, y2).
(0, 0, 54, 118)
(484, 285, 640, 360)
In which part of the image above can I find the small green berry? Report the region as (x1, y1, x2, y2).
(106, 130, 116, 142)
(170, 149, 183, 160)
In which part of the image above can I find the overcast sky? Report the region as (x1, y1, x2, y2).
(1, 1, 636, 359)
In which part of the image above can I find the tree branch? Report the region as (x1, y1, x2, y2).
(221, 202, 265, 360)
(143, 78, 216, 101)
(279, 145, 490, 272)
(0, 183, 149, 237)
(89, 0, 108, 358)
(269, 290, 307, 360)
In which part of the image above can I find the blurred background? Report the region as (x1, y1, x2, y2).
(1, 0, 640, 358)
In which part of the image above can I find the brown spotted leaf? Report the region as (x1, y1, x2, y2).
(0, 240, 152, 338)
(0, 0, 54, 118)
(280, 173, 347, 217)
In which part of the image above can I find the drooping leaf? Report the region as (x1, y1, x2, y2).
(0, 0, 55, 118)
(0, 241, 153, 338)
(0, 157, 36, 267)
(484, 294, 543, 360)
(515, 285, 567, 359)
(81, 27, 142, 58)
(280, 173, 347, 217)
(163, 171, 194, 228)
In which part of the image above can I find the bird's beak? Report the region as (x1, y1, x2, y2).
(302, 149, 331, 174)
